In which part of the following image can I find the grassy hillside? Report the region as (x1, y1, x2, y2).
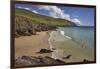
(15, 8, 76, 26)
(15, 8, 76, 37)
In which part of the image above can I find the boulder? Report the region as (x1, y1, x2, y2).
(15, 56, 66, 67)
(38, 49, 53, 53)
(62, 55, 72, 59)
(83, 59, 89, 62)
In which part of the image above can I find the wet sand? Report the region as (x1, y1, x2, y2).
(49, 31, 94, 62)
(15, 31, 51, 58)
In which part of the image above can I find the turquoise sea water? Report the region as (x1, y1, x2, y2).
(58, 26, 94, 48)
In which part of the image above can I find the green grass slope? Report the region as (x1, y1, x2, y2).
(15, 8, 76, 37)
(15, 8, 76, 26)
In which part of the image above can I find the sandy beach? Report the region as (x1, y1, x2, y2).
(49, 31, 94, 62)
(15, 31, 51, 58)
(15, 30, 94, 63)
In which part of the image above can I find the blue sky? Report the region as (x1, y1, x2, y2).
(15, 4, 95, 26)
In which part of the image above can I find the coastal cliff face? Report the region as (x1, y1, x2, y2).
(15, 8, 76, 37)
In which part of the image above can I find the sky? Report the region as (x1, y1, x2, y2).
(15, 4, 95, 26)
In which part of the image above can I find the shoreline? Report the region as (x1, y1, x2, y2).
(48, 30, 69, 60)
(49, 29, 94, 62)
(15, 29, 94, 63)
(48, 31, 54, 50)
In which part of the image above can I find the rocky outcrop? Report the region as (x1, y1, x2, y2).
(15, 16, 56, 37)
(15, 56, 66, 67)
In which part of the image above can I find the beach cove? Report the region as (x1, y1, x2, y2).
(15, 27, 94, 65)
(15, 26, 94, 66)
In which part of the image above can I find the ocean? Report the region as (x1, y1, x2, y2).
(58, 26, 94, 48)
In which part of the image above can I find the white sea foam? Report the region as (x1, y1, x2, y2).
(48, 31, 54, 49)
(48, 31, 63, 59)
(60, 30, 72, 39)
(48, 30, 72, 59)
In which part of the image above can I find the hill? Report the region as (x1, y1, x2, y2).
(15, 8, 76, 37)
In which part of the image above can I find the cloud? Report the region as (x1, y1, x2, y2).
(17, 6, 39, 14)
(38, 5, 65, 18)
(17, 7, 22, 9)
(24, 8, 39, 14)
(18, 7, 31, 11)
(71, 18, 81, 25)
(38, 5, 50, 10)
(39, 6, 70, 20)
(24, 8, 30, 10)
(63, 14, 71, 21)
(38, 5, 82, 25)
(32, 10, 38, 14)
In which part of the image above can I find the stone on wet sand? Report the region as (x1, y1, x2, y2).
(37, 49, 53, 53)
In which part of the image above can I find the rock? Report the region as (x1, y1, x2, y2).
(32, 29, 36, 35)
(15, 21, 57, 37)
(15, 56, 66, 67)
(55, 59, 66, 64)
(28, 28, 36, 35)
(63, 55, 72, 59)
(37, 49, 53, 53)
(83, 59, 89, 62)
(15, 56, 33, 67)
(42, 56, 66, 64)
(23, 31, 32, 36)
(15, 32, 20, 38)
(52, 48, 56, 50)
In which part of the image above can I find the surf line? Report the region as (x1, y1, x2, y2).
(58, 29, 72, 40)
(48, 31, 60, 59)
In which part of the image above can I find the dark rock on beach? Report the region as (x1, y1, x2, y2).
(52, 48, 56, 50)
(62, 55, 72, 59)
(83, 59, 89, 62)
(15, 56, 66, 67)
(37, 49, 53, 53)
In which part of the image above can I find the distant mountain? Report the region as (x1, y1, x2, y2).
(15, 8, 76, 37)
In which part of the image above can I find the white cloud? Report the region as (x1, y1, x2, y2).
(71, 18, 81, 25)
(17, 7, 22, 9)
(63, 14, 71, 21)
(24, 8, 30, 10)
(38, 5, 82, 25)
(38, 5, 64, 18)
(38, 5, 70, 19)
(38, 5, 50, 10)
(17, 6, 30, 10)
(32, 10, 38, 14)
(17, 6, 39, 14)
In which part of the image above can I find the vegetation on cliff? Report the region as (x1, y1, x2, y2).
(15, 8, 76, 37)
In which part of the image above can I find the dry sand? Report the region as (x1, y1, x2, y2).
(15, 31, 51, 58)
